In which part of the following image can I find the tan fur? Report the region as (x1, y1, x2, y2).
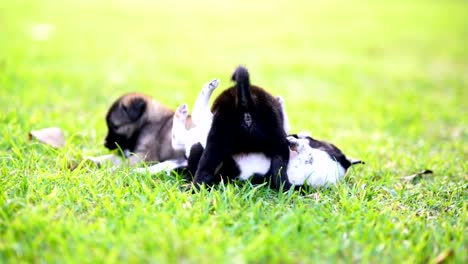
(103, 93, 193, 167)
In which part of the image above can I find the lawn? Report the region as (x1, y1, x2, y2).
(0, 0, 467, 263)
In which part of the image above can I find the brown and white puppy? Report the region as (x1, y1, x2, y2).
(103, 92, 191, 166)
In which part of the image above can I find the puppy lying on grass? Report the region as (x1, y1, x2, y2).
(132, 79, 220, 173)
(90, 92, 193, 168)
(173, 107, 363, 188)
(136, 67, 363, 188)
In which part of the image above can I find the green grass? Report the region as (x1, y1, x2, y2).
(1, 0, 467, 262)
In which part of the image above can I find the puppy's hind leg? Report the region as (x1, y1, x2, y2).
(133, 159, 188, 175)
(171, 104, 190, 151)
(193, 119, 233, 188)
(277, 96, 290, 134)
(192, 79, 219, 126)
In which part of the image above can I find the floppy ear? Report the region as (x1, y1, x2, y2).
(126, 98, 146, 122)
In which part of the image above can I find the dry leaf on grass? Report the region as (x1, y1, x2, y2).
(67, 160, 81, 171)
(433, 249, 453, 264)
(29, 127, 65, 148)
(401, 169, 433, 183)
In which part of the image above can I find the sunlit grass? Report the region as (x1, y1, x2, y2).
(0, 0, 467, 263)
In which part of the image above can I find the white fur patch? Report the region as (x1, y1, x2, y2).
(183, 122, 211, 157)
(171, 104, 190, 151)
(232, 153, 270, 180)
(287, 147, 345, 187)
(133, 159, 188, 175)
(172, 79, 219, 157)
(233, 137, 347, 187)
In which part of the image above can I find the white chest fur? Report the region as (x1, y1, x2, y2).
(232, 153, 270, 180)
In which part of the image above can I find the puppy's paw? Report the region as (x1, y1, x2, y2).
(175, 104, 189, 120)
(205, 78, 220, 91)
(133, 167, 147, 174)
(276, 96, 285, 106)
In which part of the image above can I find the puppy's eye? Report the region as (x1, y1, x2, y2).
(289, 142, 298, 151)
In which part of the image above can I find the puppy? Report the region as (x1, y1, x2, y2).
(232, 134, 363, 187)
(171, 79, 220, 157)
(285, 133, 363, 186)
(103, 92, 189, 166)
(193, 66, 291, 189)
(133, 79, 220, 174)
(167, 80, 363, 188)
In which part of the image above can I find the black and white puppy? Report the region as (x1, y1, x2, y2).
(230, 133, 363, 187)
(193, 66, 291, 189)
(133, 79, 220, 174)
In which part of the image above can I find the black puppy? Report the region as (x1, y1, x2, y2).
(192, 66, 292, 189)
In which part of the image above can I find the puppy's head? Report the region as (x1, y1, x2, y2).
(289, 133, 364, 169)
(104, 93, 148, 151)
(287, 136, 308, 153)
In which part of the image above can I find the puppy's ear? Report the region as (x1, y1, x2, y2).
(288, 134, 299, 139)
(126, 98, 146, 122)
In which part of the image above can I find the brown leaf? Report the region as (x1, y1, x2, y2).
(433, 249, 453, 264)
(29, 127, 65, 148)
(67, 160, 80, 171)
(401, 169, 433, 183)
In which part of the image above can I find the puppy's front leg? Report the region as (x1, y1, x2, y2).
(268, 138, 292, 190)
(277, 96, 290, 134)
(186, 142, 205, 177)
(85, 154, 123, 167)
(171, 104, 190, 151)
(133, 158, 187, 175)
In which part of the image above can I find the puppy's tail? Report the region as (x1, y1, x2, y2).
(349, 158, 365, 166)
(231, 66, 252, 110)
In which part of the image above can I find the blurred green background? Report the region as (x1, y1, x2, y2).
(2, 0, 466, 143)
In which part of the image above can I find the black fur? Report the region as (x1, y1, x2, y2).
(186, 143, 205, 177)
(186, 143, 267, 185)
(104, 130, 139, 154)
(290, 134, 363, 170)
(192, 66, 291, 189)
(126, 98, 146, 122)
